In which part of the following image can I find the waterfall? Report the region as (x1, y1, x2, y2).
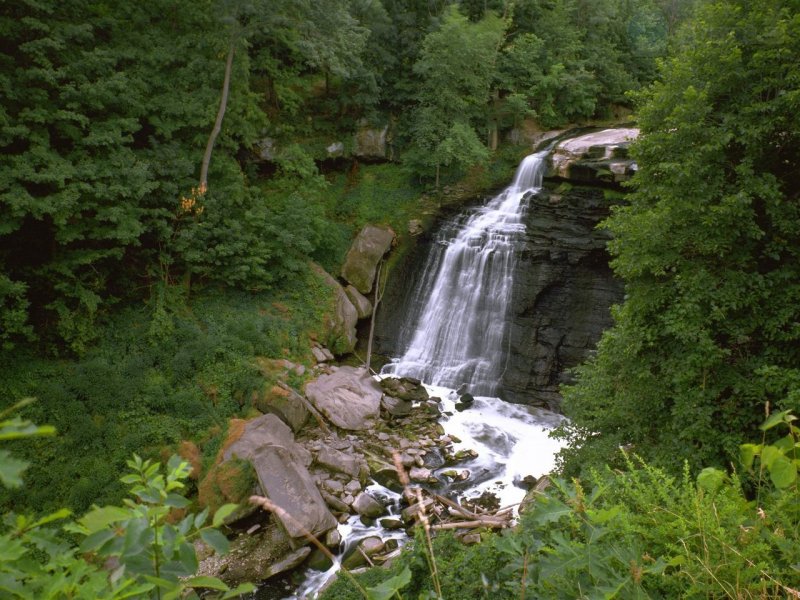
(383, 150, 549, 395)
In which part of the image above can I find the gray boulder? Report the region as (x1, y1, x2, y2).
(224, 415, 336, 539)
(315, 443, 362, 478)
(352, 492, 385, 518)
(305, 366, 382, 430)
(311, 263, 358, 354)
(549, 128, 639, 184)
(341, 225, 395, 294)
(344, 285, 374, 319)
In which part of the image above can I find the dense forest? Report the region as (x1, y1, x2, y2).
(2, 0, 799, 597)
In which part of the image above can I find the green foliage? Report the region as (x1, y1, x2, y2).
(559, 0, 800, 474)
(0, 273, 330, 515)
(0, 412, 252, 599)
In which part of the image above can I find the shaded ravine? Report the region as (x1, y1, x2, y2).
(381, 150, 550, 394)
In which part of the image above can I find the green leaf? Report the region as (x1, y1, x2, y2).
(80, 529, 117, 553)
(760, 410, 792, 431)
(739, 443, 761, 470)
(696, 467, 726, 493)
(164, 493, 190, 509)
(79, 506, 131, 533)
(366, 566, 412, 600)
(222, 583, 256, 598)
(30, 508, 71, 529)
(768, 455, 797, 489)
(0, 450, 29, 488)
(184, 576, 228, 591)
(199, 529, 229, 555)
(193, 508, 209, 530)
(212, 503, 238, 527)
(760, 445, 783, 470)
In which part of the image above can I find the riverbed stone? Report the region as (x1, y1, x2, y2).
(305, 366, 382, 430)
(315, 444, 362, 478)
(352, 492, 385, 518)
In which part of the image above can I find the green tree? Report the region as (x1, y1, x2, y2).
(558, 0, 800, 474)
(408, 7, 506, 185)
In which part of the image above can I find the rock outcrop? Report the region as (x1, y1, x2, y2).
(353, 122, 389, 160)
(341, 225, 395, 294)
(548, 128, 638, 184)
(502, 184, 624, 408)
(304, 366, 382, 430)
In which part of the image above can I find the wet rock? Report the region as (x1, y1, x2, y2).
(549, 128, 639, 184)
(379, 376, 430, 402)
(342, 536, 384, 570)
(379, 517, 404, 530)
(409, 467, 435, 483)
(352, 492, 385, 518)
(305, 366, 382, 431)
(327, 141, 344, 157)
(455, 393, 475, 412)
(381, 394, 413, 417)
(341, 225, 395, 294)
(325, 529, 342, 549)
(306, 547, 333, 571)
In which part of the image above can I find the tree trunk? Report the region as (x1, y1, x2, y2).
(200, 43, 235, 191)
(435, 163, 440, 190)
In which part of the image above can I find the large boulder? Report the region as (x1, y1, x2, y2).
(305, 366, 382, 430)
(252, 383, 309, 433)
(549, 128, 639, 184)
(224, 414, 337, 539)
(311, 263, 358, 354)
(341, 225, 395, 294)
(344, 285, 373, 319)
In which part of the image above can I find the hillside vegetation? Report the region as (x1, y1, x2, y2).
(3, 0, 799, 598)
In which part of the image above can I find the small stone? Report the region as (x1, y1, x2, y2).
(409, 467, 433, 482)
(341, 494, 355, 506)
(325, 529, 342, 549)
(321, 491, 350, 513)
(321, 347, 335, 361)
(377, 432, 390, 441)
(352, 492, 385, 518)
(323, 479, 344, 494)
(379, 517, 404, 530)
(311, 347, 328, 363)
(345, 480, 362, 495)
(461, 533, 482, 545)
(361, 536, 385, 556)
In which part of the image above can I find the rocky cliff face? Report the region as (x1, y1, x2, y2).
(373, 128, 636, 410)
(502, 184, 624, 408)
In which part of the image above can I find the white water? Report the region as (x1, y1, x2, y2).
(382, 151, 549, 395)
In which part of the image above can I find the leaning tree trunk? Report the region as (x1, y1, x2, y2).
(200, 43, 235, 191)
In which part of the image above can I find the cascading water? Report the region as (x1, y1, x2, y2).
(383, 150, 549, 394)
